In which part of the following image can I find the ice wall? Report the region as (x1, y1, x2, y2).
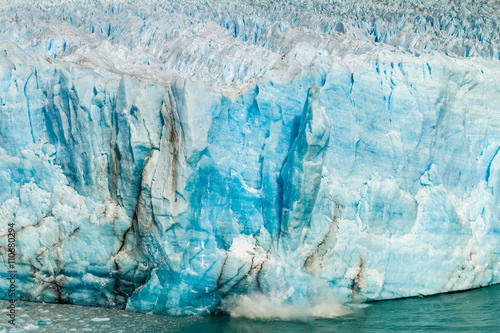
(0, 0, 499, 316)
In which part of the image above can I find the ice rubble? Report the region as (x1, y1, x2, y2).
(0, 0, 499, 315)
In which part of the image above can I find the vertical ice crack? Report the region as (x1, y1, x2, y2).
(23, 70, 37, 144)
(278, 86, 331, 254)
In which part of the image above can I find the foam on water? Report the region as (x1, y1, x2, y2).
(221, 293, 352, 321)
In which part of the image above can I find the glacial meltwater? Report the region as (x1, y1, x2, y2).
(1, 284, 499, 332)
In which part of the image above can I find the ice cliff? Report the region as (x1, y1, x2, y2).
(0, 0, 499, 316)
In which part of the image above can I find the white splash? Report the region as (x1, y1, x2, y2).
(221, 293, 352, 321)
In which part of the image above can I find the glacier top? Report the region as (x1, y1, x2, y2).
(0, 0, 499, 89)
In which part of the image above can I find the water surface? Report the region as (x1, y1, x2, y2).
(1, 284, 499, 332)
(181, 284, 500, 333)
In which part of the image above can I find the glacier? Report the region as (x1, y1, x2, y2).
(0, 0, 499, 316)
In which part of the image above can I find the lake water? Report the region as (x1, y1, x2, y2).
(1, 284, 499, 332)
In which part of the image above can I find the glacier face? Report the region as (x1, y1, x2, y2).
(0, 0, 500, 316)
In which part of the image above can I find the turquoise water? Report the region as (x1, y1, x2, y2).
(1, 284, 499, 332)
(181, 285, 500, 333)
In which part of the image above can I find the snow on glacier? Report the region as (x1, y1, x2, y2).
(0, 0, 499, 316)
